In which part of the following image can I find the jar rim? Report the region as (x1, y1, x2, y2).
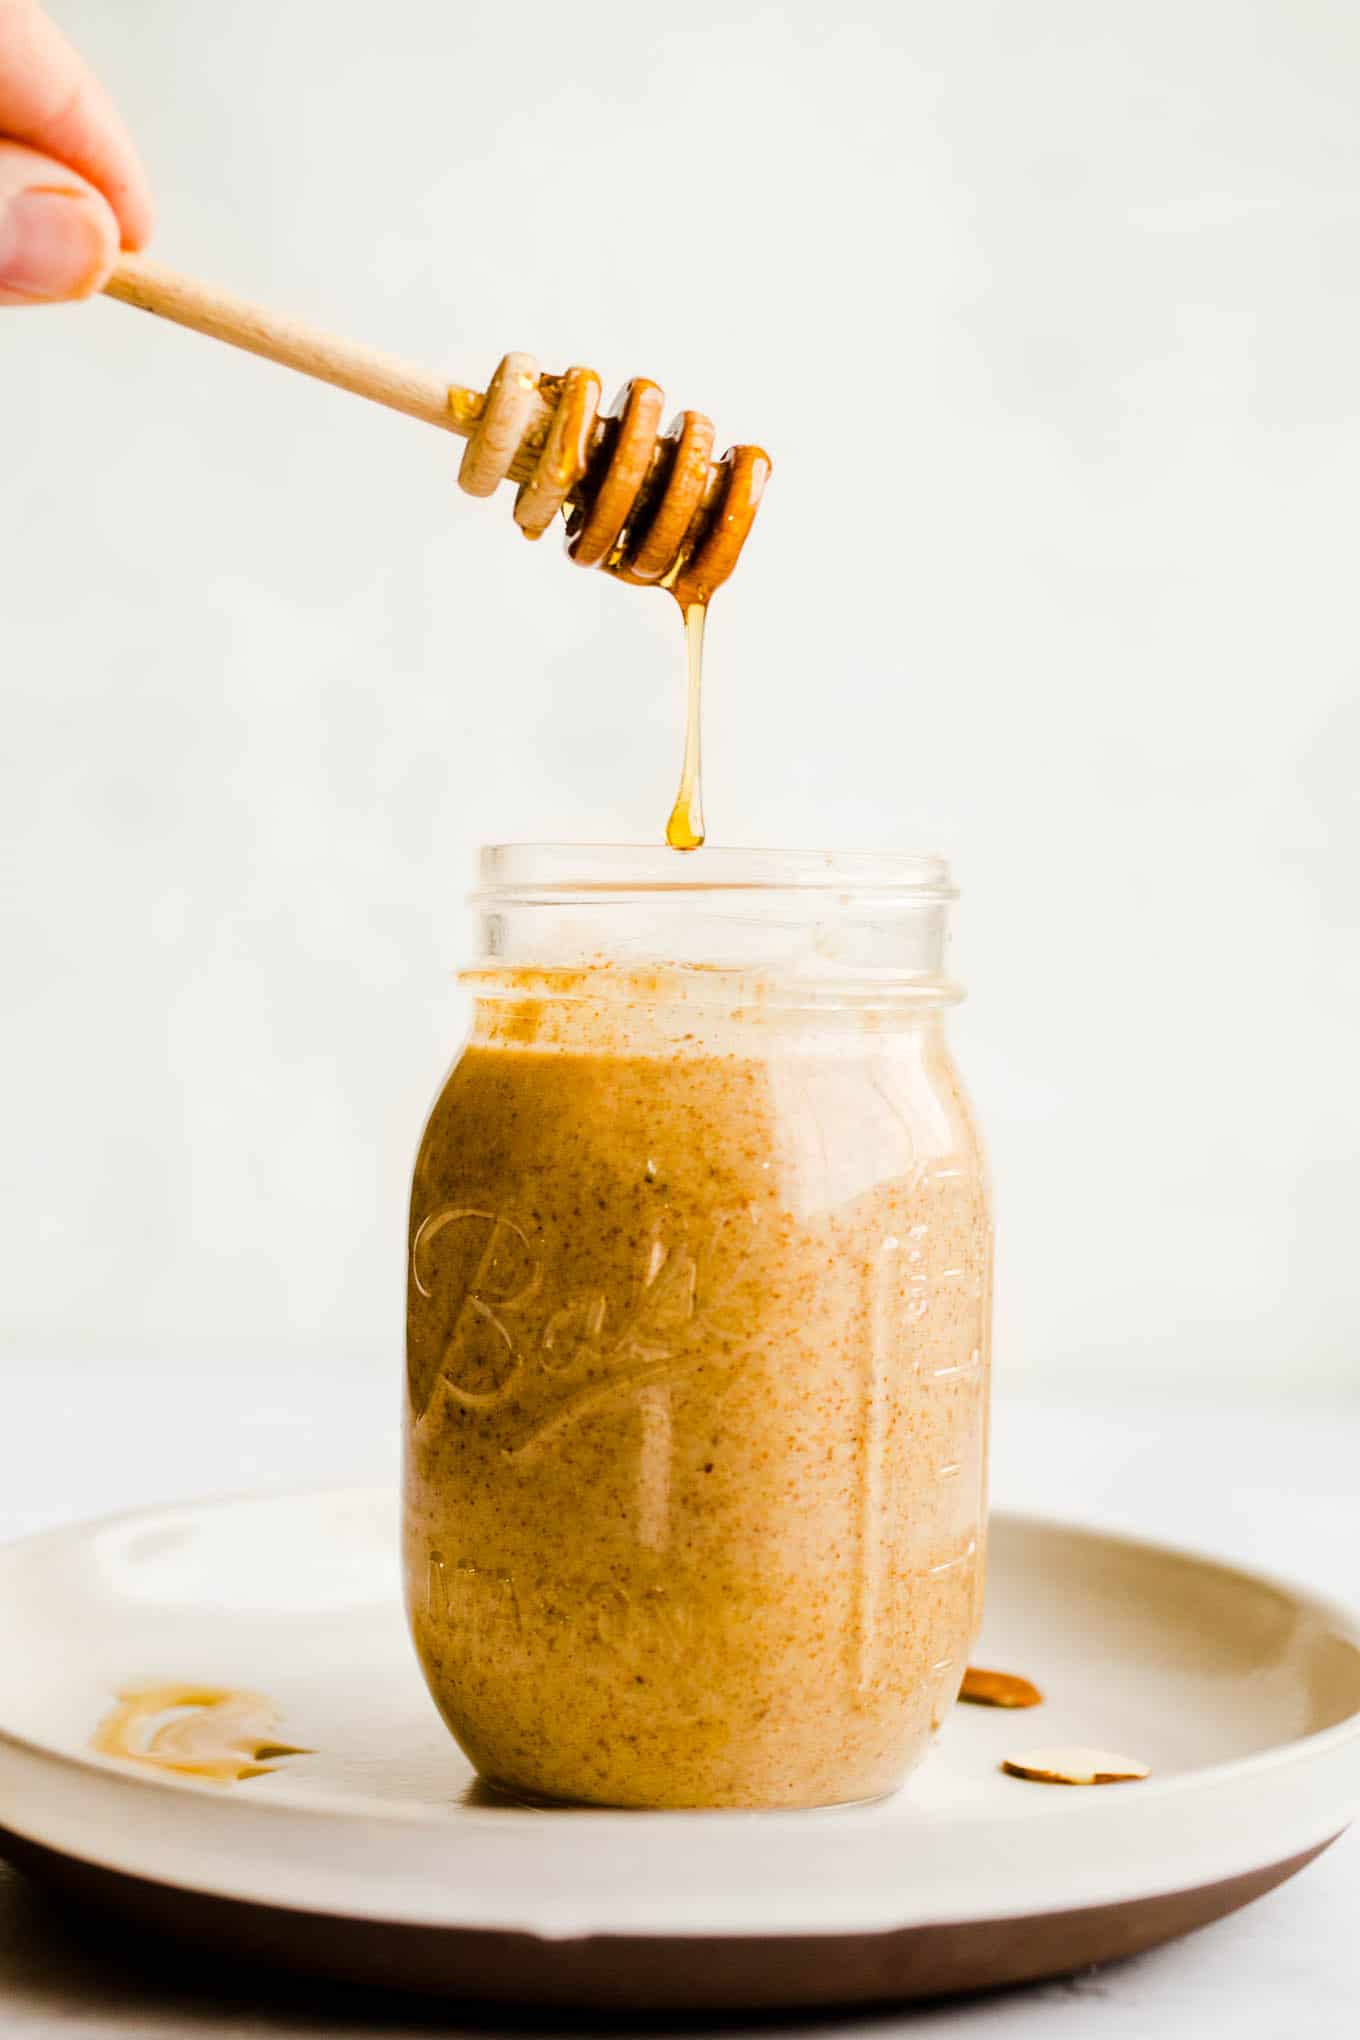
(473, 843, 956, 902)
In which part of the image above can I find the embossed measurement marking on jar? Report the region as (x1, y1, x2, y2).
(858, 1232, 896, 1689)
(929, 1544, 978, 1579)
(854, 1192, 989, 1693)
(929, 1350, 985, 1382)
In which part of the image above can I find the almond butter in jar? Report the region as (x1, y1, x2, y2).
(404, 846, 993, 1809)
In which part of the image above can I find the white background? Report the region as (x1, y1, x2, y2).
(3, 0, 1359, 1395)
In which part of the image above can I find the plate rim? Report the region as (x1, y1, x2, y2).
(2, 1482, 1359, 1829)
(7, 1476, 1360, 1827)
(2, 1484, 1359, 1941)
(0, 1819, 1342, 2007)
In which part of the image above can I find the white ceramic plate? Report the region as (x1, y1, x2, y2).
(1, 1488, 1358, 2008)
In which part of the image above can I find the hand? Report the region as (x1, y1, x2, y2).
(0, 0, 151, 305)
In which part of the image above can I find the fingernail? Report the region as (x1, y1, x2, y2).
(0, 187, 109, 302)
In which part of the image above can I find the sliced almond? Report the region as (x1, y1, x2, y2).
(959, 1665, 1044, 1709)
(92, 1683, 311, 1786)
(1002, 1745, 1149, 1786)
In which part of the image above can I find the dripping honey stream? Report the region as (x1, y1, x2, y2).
(666, 602, 707, 851)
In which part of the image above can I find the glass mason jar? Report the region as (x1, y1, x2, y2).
(404, 846, 992, 1809)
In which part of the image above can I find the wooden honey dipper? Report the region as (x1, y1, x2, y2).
(102, 255, 771, 606)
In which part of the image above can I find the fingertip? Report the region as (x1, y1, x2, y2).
(120, 201, 154, 255)
(0, 172, 119, 304)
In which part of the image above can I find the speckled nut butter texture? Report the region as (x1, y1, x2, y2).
(403, 974, 992, 1809)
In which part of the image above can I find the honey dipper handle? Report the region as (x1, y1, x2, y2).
(102, 253, 488, 438)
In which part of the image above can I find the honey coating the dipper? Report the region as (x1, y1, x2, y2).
(455, 352, 769, 606)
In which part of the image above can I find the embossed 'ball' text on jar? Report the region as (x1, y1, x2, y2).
(403, 847, 993, 1809)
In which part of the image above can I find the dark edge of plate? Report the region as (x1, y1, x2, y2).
(0, 1823, 1340, 2011)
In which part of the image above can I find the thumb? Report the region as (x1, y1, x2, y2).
(0, 137, 118, 305)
